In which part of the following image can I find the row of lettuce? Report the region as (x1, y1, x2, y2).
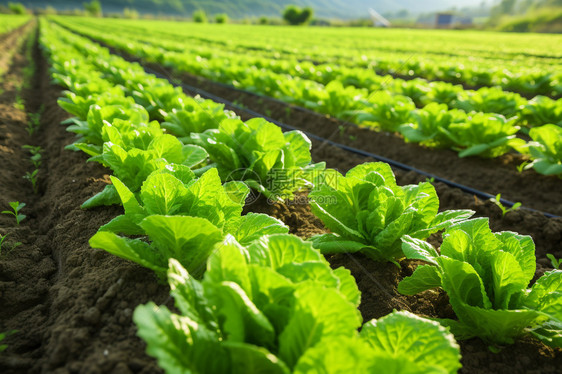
(52, 17, 562, 177)
(40, 19, 562, 373)
(56, 16, 562, 98)
(0, 14, 30, 36)
(55, 16, 562, 120)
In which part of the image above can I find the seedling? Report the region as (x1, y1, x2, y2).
(13, 95, 24, 111)
(338, 125, 346, 137)
(0, 234, 7, 254)
(0, 234, 22, 255)
(490, 193, 521, 217)
(516, 161, 531, 173)
(547, 254, 562, 269)
(1, 202, 26, 226)
(26, 112, 41, 136)
(0, 330, 17, 352)
(22, 145, 43, 168)
(23, 170, 39, 194)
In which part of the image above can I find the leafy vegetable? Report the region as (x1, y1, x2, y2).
(82, 135, 208, 209)
(399, 218, 562, 348)
(134, 236, 461, 373)
(99, 167, 288, 243)
(522, 124, 562, 176)
(309, 162, 473, 262)
(189, 118, 324, 200)
(441, 113, 525, 158)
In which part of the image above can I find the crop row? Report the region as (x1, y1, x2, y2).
(61, 16, 562, 98)
(40, 20, 466, 373)
(37, 18, 562, 373)
(0, 14, 30, 36)
(53, 17, 562, 177)
(55, 16, 562, 129)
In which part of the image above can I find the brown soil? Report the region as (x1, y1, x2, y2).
(0, 23, 560, 374)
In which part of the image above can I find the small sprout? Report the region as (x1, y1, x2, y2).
(23, 170, 39, 194)
(0, 234, 21, 255)
(0, 234, 7, 254)
(0, 330, 17, 352)
(425, 177, 436, 184)
(546, 254, 562, 269)
(516, 161, 531, 173)
(490, 193, 522, 217)
(2, 202, 26, 226)
(338, 125, 346, 137)
(22, 145, 43, 168)
(349, 135, 357, 141)
(26, 113, 41, 136)
(13, 96, 24, 111)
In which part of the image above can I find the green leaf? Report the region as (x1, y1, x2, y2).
(490, 251, 528, 309)
(293, 337, 374, 374)
(526, 270, 562, 321)
(398, 265, 442, 295)
(81, 184, 120, 209)
(133, 303, 230, 374)
(89, 231, 166, 275)
(223, 341, 291, 374)
(361, 310, 461, 374)
(309, 234, 366, 254)
(401, 236, 439, 265)
(439, 257, 491, 309)
(529, 320, 562, 348)
(140, 173, 187, 215)
(205, 281, 276, 349)
(140, 215, 224, 278)
(278, 285, 361, 368)
(167, 259, 219, 333)
(451, 304, 544, 345)
(494, 231, 536, 286)
(232, 213, 289, 246)
(182, 144, 208, 168)
(333, 267, 361, 307)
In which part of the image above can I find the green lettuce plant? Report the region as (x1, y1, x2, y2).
(442, 113, 525, 158)
(133, 235, 461, 373)
(308, 162, 473, 263)
(82, 135, 207, 209)
(97, 166, 288, 241)
(522, 124, 562, 176)
(189, 118, 324, 200)
(399, 218, 562, 348)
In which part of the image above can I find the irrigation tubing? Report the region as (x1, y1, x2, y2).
(54, 22, 558, 219)
(139, 66, 559, 219)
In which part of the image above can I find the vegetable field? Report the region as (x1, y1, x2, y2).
(0, 15, 561, 374)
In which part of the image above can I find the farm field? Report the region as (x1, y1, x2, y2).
(0, 15, 561, 374)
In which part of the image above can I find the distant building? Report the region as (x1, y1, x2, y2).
(369, 8, 391, 27)
(435, 12, 473, 28)
(435, 13, 454, 28)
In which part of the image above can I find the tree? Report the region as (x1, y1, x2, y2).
(83, 0, 102, 17)
(8, 2, 27, 14)
(193, 9, 207, 23)
(215, 13, 228, 24)
(283, 5, 314, 25)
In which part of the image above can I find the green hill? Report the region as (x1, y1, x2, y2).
(0, 0, 476, 19)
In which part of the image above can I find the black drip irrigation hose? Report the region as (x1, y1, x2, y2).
(140, 66, 560, 220)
